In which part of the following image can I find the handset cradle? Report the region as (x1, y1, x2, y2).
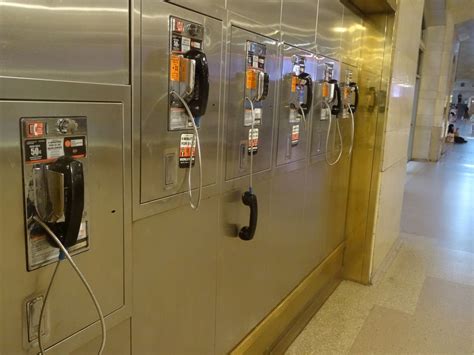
(330, 79, 342, 116)
(349, 82, 359, 113)
(45, 156, 85, 248)
(183, 49, 210, 119)
(298, 72, 313, 115)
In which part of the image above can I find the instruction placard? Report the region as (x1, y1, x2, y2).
(24, 136, 86, 164)
(179, 133, 196, 168)
(291, 125, 300, 146)
(248, 128, 259, 154)
(244, 108, 262, 126)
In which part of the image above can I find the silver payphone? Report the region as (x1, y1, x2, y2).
(225, 27, 277, 240)
(20, 116, 106, 354)
(21, 117, 89, 271)
(340, 67, 359, 155)
(277, 46, 315, 166)
(140, 10, 222, 210)
(310, 58, 341, 160)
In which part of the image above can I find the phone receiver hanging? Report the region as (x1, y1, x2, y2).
(297, 72, 313, 115)
(349, 82, 359, 113)
(183, 49, 210, 118)
(238, 190, 258, 241)
(329, 79, 342, 116)
(44, 156, 84, 248)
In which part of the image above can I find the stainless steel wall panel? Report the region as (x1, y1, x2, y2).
(227, 0, 282, 33)
(216, 179, 273, 354)
(224, 26, 278, 181)
(132, 198, 219, 355)
(281, 0, 318, 51)
(0, 0, 129, 84)
(276, 44, 316, 167)
(140, 3, 223, 204)
(0, 100, 127, 354)
(315, 0, 343, 59)
(166, 0, 226, 19)
(341, 7, 363, 66)
(267, 167, 314, 299)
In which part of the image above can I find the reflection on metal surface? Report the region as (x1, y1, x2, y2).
(0, 0, 129, 84)
(0, 1, 127, 12)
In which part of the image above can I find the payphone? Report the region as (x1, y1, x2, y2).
(20, 117, 106, 354)
(277, 49, 314, 166)
(225, 28, 277, 241)
(340, 68, 359, 155)
(320, 62, 343, 166)
(238, 41, 271, 241)
(168, 16, 210, 210)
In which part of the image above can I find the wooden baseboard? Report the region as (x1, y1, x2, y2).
(231, 243, 344, 355)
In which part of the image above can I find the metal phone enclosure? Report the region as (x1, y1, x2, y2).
(169, 16, 204, 131)
(20, 117, 89, 271)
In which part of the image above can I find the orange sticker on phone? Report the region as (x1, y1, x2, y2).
(322, 82, 329, 98)
(180, 57, 188, 83)
(344, 87, 350, 99)
(291, 75, 297, 92)
(246, 69, 257, 89)
(170, 55, 180, 82)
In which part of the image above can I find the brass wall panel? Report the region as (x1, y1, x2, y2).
(343, 14, 393, 284)
(341, 7, 363, 66)
(343, 64, 384, 283)
(360, 18, 387, 76)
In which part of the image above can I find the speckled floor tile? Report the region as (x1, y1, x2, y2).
(350, 277, 474, 354)
(287, 135, 474, 354)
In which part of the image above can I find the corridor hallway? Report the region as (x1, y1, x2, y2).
(288, 123, 474, 354)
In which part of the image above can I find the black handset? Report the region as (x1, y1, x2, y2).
(183, 49, 210, 118)
(46, 156, 84, 248)
(298, 72, 313, 115)
(349, 82, 359, 113)
(330, 80, 342, 116)
(239, 191, 258, 241)
(256, 72, 270, 102)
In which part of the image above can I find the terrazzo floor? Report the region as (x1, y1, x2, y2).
(287, 120, 474, 354)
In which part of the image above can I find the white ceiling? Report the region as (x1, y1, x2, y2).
(455, 19, 474, 81)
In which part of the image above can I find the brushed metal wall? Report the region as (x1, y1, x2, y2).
(0, 0, 130, 84)
(133, 1, 380, 354)
(0, 1, 132, 354)
(0, 0, 389, 354)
